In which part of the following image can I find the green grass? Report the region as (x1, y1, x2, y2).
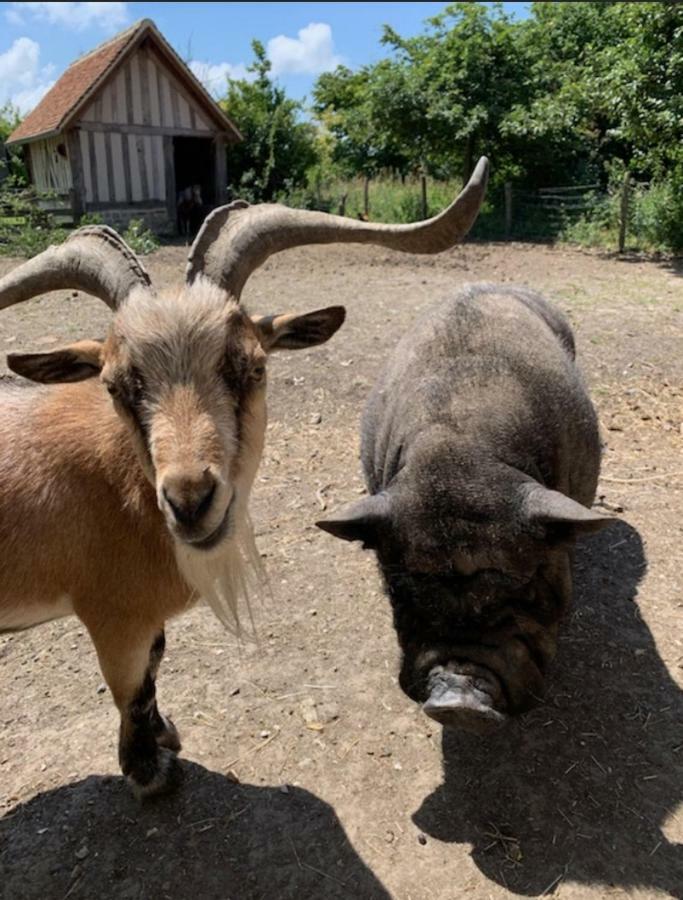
(282, 176, 464, 223)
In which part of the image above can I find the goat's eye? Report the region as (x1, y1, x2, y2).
(104, 381, 119, 399)
(251, 364, 266, 382)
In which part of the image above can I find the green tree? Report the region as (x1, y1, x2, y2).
(380, 2, 526, 183)
(219, 41, 317, 202)
(0, 102, 27, 184)
(313, 65, 409, 179)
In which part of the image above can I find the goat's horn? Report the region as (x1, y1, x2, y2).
(187, 157, 489, 301)
(0, 226, 152, 311)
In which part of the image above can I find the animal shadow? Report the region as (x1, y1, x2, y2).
(0, 762, 390, 900)
(413, 520, 683, 897)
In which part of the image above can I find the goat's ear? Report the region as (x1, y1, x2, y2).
(8, 339, 104, 383)
(252, 306, 346, 352)
(316, 493, 390, 548)
(521, 484, 613, 535)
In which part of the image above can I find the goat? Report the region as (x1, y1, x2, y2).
(177, 184, 203, 242)
(0, 163, 488, 795)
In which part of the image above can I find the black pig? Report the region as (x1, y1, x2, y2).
(318, 284, 613, 734)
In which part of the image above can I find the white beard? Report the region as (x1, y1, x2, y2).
(173, 509, 267, 638)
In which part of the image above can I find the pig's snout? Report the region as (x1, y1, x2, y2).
(423, 663, 507, 735)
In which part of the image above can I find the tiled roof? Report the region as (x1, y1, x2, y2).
(7, 23, 141, 144)
(7, 19, 240, 145)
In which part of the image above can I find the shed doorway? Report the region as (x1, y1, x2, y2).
(173, 136, 215, 235)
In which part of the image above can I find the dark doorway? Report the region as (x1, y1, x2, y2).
(173, 136, 215, 237)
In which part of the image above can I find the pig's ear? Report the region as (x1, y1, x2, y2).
(522, 485, 613, 535)
(316, 493, 390, 547)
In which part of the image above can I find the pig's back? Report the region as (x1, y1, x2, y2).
(361, 284, 599, 500)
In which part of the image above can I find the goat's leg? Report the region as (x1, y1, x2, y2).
(147, 630, 181, 752)
(88, 621, 182, 797)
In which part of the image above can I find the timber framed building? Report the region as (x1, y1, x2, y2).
(7, 18, 241, 233)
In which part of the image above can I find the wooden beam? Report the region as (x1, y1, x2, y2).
(215, 136, 227, 204)
(124, 60, 134, 126)
(77, 121, 223, 138)
(87, 131, 99, 204)
(66, 129, 85, 220)
(136, 134, 149, 199)
(122, 131, 133, 202)
(139, 48, 152, 126)
(84, 200, 168, 212)
(163, 134, 176, 231)
(104, 131, 115, 204)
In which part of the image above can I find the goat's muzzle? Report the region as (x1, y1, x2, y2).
(159, 467, 233, 548)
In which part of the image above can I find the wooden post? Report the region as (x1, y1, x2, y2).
(363, 175, 370, 218)
(420, 171, 428, 220)
(214, 135, 227, 205)
(338, 192, 347, 217)
(618, 171, 631, 253)
(66, 129, 85, 222)
(163, 135, 176, 233)
(504, 182, 513, 240)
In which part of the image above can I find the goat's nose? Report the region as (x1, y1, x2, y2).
(162, 470, 217, 528)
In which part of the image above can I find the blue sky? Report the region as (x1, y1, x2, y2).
(0, 2, 530, 115)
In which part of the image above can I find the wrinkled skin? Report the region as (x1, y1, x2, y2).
(319, 285, 612, 734)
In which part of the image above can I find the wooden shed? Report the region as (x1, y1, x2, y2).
(6, 18, 242, 234)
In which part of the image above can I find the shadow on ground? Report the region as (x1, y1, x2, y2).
(0, 764, 390, 900)
(414, 521, 683, 897)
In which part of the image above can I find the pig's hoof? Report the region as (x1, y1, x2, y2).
(423, 668, 507, 735)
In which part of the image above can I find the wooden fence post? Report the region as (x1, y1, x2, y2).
(338, 192, 347, 217)
(420, 171, 428, 220)
(618, 171, 631, 253)
(504, 182, 513, 239)
(363, 175, 370, 218)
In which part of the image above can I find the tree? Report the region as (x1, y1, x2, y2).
(0, 103, 27, 184)
(503, 2, 683, 185)
(218, 41, 317, 202)
(380, 2, 526, 183)
(313, 65, 410, 179)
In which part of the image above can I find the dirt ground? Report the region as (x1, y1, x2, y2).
(0, 238, 682, 900)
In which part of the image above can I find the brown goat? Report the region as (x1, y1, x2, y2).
(0, 162, 488, 795)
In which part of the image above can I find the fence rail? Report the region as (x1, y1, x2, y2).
(0, 187, 75, 225)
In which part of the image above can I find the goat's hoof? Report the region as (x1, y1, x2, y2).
(126, 747, 182, 800)
(155, 714, 182, 753)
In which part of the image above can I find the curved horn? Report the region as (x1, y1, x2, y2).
(0, 225, 152, 312)
(187, 157, 489, 301)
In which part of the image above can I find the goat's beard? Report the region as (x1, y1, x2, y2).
(173, 509, 266, 638)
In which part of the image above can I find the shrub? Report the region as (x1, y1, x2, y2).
(0, 185, 68, 257)
(122, 218, 159, 255)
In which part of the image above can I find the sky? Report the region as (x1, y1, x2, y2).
(0, 1, 531, 115)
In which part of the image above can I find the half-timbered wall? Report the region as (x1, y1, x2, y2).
(29, 136, 73, 194)
(75, 44, 216, 205)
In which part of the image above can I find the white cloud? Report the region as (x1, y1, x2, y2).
(5, 2, 128, 32)
(0, 37, 56, 114)
(189, 59, 252, 97)
(267, 22, 343, 76)
(185, 20, 343, 99)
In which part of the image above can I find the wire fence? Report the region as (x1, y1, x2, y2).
(505, 182, 607, 240)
